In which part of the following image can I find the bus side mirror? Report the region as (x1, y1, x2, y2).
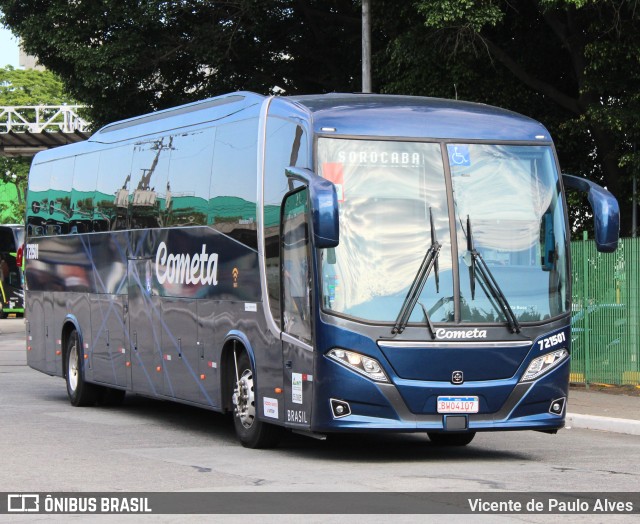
(562, 174, 620, 253)
(285, 167, 339, 248)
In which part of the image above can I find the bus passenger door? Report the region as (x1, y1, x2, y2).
(281, 188, 314, 429)
(128, 252, 163, 397)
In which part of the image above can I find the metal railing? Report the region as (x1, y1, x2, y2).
(0, 105, 90, 133)
(571, 233, 640, 386)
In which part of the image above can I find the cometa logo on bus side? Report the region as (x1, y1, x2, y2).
(155, 241, 219, 286)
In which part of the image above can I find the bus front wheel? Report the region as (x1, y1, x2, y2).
(427, 432, 476, 446)
(231, 351, 281, 449)
(65, 330, 98, 407)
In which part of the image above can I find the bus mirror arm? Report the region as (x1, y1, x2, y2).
(285, 167, 340, 249)
(562, 174, 620, 253)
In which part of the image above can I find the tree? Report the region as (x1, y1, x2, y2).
(379, 0, 640, 236)
(0, 1, 362, 127)
(3, 1, 638, 235)
(0, 64, 68, 105)
(0, 157, 29, 223)
(0, 65, 70, 223)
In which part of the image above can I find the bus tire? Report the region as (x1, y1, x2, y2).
(231, 351, 282, 449)
(65, 330, 98, 407)
(427, 431, 476, 446)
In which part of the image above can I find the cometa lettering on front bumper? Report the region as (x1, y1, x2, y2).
(435, 328, 487, 340)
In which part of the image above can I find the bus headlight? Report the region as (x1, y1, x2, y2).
(520, 349, 569, 382)
(327, 349, 389, 383)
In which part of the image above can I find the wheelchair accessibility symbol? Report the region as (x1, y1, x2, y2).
(447, 145, 471, 167)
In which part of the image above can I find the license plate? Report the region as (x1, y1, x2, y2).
(437, 396, 479, 414)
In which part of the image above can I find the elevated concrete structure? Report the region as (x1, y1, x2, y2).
(0, 105, 91, 157)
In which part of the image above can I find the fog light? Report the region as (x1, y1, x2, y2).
(330, 399, 351, 419)
(549, 397, 566, 415)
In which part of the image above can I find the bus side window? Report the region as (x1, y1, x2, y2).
(166, 129, 215, 227)
(96, 145, 133, 231)
(26, 162, 52, 237)
(210, 119, 259, 248)
(129, 138, 170, 229)
(281, 188, 312, 344)
(71, 152, 99, 234)
(48, 157, 75, 235)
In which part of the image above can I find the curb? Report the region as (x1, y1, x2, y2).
(566, 412, 640, 436)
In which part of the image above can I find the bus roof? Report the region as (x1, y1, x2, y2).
(91, 91, 264, 144)
(33, 92, 551, 165)
(284, 93, 551, 142)
(32, 92, 265, 164)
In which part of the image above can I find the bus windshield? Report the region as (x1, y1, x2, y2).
(317, 138, 569, 326)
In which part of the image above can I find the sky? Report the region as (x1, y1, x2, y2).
(0, 24, 20, 68)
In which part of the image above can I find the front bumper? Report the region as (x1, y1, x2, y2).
(311, 355, 570, 433)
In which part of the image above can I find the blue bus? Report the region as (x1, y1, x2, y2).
(24, 92, 619, 448)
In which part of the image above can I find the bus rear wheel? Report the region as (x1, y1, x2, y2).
(65, 330, 98, 407)
(427, 431, 476, 446)
(231, 351, 282, 449)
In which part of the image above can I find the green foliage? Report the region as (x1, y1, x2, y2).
(417, 0, 503, 31)
(0, 1, 362, 127)
(378, 0, 640, 237)
(2, 0, 638, 236)
(0, 156, 29, 223)
(0, 65, 68, 105)
(0, 65, 71, 223)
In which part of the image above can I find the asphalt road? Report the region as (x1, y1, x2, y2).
(1, 318, 638, 522)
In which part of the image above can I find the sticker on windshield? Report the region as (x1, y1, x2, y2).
(323, 162, 345, 202)
(447, 145, 471, 167)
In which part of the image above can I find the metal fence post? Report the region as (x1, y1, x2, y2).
(631, 239, 639, 380)
(582, 230, 591, 388)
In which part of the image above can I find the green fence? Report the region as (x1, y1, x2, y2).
(570, 233, 640, 386)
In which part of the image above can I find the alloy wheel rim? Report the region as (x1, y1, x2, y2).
(68, 342, 79, 392)
(233, 369, 255, 429)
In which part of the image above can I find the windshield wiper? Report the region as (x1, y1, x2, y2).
(392, 208, 441, 337)
(465, 215, 521, 334)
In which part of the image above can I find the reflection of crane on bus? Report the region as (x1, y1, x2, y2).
(112, 137, 175, 228)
